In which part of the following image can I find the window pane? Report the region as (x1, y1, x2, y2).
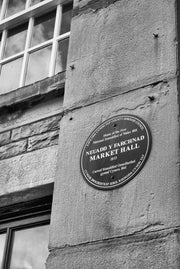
(55, 38, 69, 74)
(60, 4, 73, 35)
(0, 233, 6, 269)
(6, 0, 26, 18)
(9, 225, 49, 269)
(4, 23, 27, 58)
(31, 10, 55, 47)
(26, 45, 52, 85)
(0, 58, 22, 94)
(31, 0, 45, 6)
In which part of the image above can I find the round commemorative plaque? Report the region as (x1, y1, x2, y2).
(80, 115, 152, 190)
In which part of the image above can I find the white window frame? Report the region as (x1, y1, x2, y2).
(0, 0, 72, 89)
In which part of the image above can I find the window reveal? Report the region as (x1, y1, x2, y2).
(0, 221, 50, 269)
(0, 194, 52, 269)
(0, 233, 6, 268)
(0, 0, 72, 94)
(9, 224, 49, 269)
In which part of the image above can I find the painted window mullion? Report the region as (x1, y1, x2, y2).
(0, 51, 24, 64)
(26, 0, 32, 9)
(0, 29, 7, 75)
(49, 4, 62, 77)
(27, 39, 53, 54)
(1, 228, 13, 269)
(57, 31, 70, 41)
(0, 29, 7, 60)
(19, 17, 34, 87)
(0, 0, 8, 20)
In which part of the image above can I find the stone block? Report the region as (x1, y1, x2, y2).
(0, 98, 63, 134)
(11, 115, 61, 141)
(0, 70, 65, 108)
(50, 79, 180, 248)
(64, 0, 176, 108)
(0, 140, 27, 160)
(47, 230, 180, 269)
(0, 146, 58, 195)
(0, 131, 11, 146)
(27, 130, 59, 151)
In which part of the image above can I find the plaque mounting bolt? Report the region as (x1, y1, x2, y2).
(153, 33, 159, 38)
(148, 96, 155, 102)
(70, 64, 75, 70)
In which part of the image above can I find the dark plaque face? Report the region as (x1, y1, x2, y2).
(80, 115, 152, 190)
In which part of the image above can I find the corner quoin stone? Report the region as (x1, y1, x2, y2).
(50, 79, 179, 248)
(11, 115, 61, 141)
(64, 0, 176, 109)
(47, 230, 180, 269)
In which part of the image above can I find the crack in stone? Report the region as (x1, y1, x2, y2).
(63, 77, 174, 116)
(49, 224, 180, 254)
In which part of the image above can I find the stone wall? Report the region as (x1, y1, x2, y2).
(0, 114, 61, 160)
(48, 0, 180, 268)
(0, 76, 64, 195)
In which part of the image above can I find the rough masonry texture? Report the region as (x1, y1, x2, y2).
(0, 0, 178, 268)
(0, 93, 62, 194)
(64, 0, 176, 109)
(47, 230, 180, 268)
(47, 0, 180, 268)
(0, 146, 58, 195)
(0, 114, 62, 160)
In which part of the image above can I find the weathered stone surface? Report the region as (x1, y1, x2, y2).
(0, 98, 63, 134)
(47, 230, 180, 269)
(0, 71, 65, 108)
(50, 79, 180, 248)
(0, 131, 11, 146)
(73, 0, 107, 15)
(0, 145, 58, 195)
(47, 0, 178, 268)
(64, 0, 176, 109)
(27, 130, 59, 151)
(11, 115, 61, 141)
(0, 140, 27, 160)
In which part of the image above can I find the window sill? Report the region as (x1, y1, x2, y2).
(0, 183, 53, 221)
(0, 71, 65, 110)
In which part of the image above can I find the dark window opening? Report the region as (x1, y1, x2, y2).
(0, 194, 52, 269)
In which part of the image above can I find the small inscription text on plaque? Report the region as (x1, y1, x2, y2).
(80, 115, 152, 190)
